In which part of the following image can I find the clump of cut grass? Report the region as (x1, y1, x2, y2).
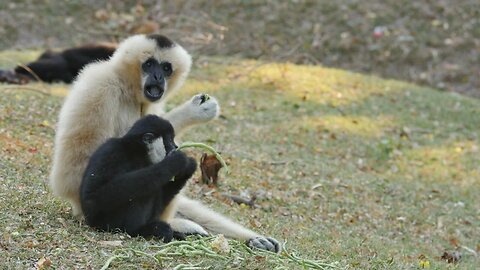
(101, 236, 338, 270)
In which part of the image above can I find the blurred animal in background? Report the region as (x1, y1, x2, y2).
(0, 43, 116, 84)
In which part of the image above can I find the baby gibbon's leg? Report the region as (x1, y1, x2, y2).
(163, 94, 220, 134)
(133, 220, 175, 242)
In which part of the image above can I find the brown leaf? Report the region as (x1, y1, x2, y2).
(441, 251, 461, 263)
(200, 153, 223, 186)
(249, 219, 262, 228)
(449, 238, 460, 247)
(94, 9, 109, 21)
(131, 21, 159, 34)
(35, 257, 52, 269)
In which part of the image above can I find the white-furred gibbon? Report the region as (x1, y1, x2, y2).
(50, 34, 280, 252)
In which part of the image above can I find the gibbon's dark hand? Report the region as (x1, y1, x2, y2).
(174, 156, 197, 181)
(160, 150, 190, 176)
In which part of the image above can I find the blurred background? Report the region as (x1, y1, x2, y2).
(1, 0, 479, 96)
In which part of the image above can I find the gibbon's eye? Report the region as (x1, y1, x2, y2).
(145, 59, 153, 67)
(142, 132, 155, 144)
(143, 58, 156, 70)
(162, 62, 172, 76)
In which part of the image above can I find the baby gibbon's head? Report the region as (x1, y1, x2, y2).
(124, 114, 178, 155)
(111, 34, 192, 104)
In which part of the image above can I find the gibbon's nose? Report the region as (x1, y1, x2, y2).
(153, 72, 165, 83)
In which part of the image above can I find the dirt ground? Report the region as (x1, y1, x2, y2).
(1, 1, 479, 97)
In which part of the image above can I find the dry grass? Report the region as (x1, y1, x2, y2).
(1, 51, 479, 269)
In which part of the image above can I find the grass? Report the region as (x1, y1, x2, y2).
(0, 51, 479, 269)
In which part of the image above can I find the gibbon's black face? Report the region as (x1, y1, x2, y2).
(127, 115, 178, 154)
(141, 58, 173, 102)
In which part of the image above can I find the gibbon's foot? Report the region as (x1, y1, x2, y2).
(172, 231, 187, 241)
(247, 236, 281, 253)
(189, 93, 219, 122)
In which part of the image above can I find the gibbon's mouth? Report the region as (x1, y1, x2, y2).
(144, 85, 164, 101)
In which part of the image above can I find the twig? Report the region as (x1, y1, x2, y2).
(1, 85, 52, 96)
(16, 63, 42, 82)
(222, 193, 257, 208)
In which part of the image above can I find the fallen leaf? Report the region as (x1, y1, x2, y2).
(35, 257, 51, 269)
(131, 21, 159, 34)
(211, 234, 230, 253)
(449, 238, 460, 247)
(200, 153, 223, 186)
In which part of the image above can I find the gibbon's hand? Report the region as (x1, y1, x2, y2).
(158, 150, 190, 176)
(174, 156, 197, 181)
(188, 93, 220, 122)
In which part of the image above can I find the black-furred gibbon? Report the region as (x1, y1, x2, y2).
(50, 34, 280, 253)
(0, 43, 116, 84)
(81, 115, 195, 242)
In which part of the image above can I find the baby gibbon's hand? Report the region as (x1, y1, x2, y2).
(160, 150, 190, 175)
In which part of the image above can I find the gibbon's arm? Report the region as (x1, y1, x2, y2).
(162, 94, 220, 135)
(84, 152, 188, 213)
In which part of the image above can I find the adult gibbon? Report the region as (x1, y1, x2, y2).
(0, 43, 116, 84)
(50, 34, 279, 252)
(81, 115, 196, 242)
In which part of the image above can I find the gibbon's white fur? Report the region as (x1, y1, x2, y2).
(50, 34, 280, 252)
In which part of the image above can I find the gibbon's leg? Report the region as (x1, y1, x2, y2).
(134, 157, 196, 242)
(163, 94, 220, 135)
(169, 217, 209, 236)
(158, 157, 196, 223)
(161, 157, 196, 205)
(84, 152, 189, 213)
(175, 195, 281, 253)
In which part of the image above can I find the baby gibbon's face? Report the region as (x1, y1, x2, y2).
(125, 115, 178, 157)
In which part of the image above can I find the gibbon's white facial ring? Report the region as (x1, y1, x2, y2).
(140, 131, 177, 155)
(141, 57, 173, 102)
